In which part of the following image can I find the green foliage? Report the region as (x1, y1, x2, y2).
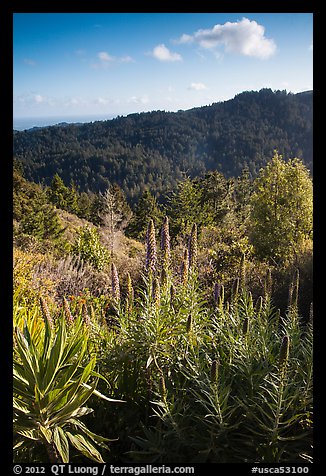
(95, 280, 311, 463)
(65, 181, 79, 215)
(13, 310, 124, 463)
(19, 190, 65, 243)
(271, 246, 313, 318)
(13, 248, 56, 309)
(47, 173, 69, 210)
(76, 191, 93, 221)
(13, 165, 41, 222)
(13, 215, 313, 464)
(14, 167, 66, 246)
(234, 164, 253, 225)
(118, 288, 312, 463)
(126, 190, 163, 239)
(13, 90, 312, 202)
(166, 170, 245, 246)
(250, 152, 313, 264)
(197, 171, 233, 224)
(48, 174, 89, 218)
(167, 177, 204, 239)
(107, 184, 133, 228)
(72, 226, 110, 271)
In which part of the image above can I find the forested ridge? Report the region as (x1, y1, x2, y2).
(13, 88, 312, 202)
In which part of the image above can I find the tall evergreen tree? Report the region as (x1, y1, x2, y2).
(76, 191, 93, 221)
(65, 180, 79, 215)
(126, 190, 163, 239)
(166, 177, 202, 239)
(197, 171, 233, 224)
(47, 173, 69, 210)
(20, 189, 65, 242)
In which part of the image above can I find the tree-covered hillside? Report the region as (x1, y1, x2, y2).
(13, 89, 312, 202)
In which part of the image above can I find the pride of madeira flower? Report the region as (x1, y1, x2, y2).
(160, 216, 171, 270)
(279, 335, 290, 377)
(40, 296, 54, 329)
(180, 249, 189, 287)
(146, 219, 157, 276)
(111, 263, 120, 302)
(63, 296, 74, 325)
(188, 223, 198, 270)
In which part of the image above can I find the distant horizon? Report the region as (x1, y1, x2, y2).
(13, 86, 313, 131)
(13, 113, 117, 131)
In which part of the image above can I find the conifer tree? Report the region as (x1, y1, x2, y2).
(20, 189, 65, 242)
(126, 190, 163, 239)
(47, 173, 69, 210)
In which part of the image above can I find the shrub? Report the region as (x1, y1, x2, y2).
(72, 226, 110, 271)
(13, 307, 124, 463)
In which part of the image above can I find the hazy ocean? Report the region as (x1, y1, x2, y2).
(13, 114, 117, 131)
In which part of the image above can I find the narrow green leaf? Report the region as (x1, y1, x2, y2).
(41, 307, 54, 367)
(41, 319, 67, 393)
(39, 425, 52, 444)
(15, 428, 39, 441)
(53, 426, 70, 463)
(80, 357, 97, 383)
(81, 384, 126, 403)
(66, 431, 105, 463)
(13, 439, 26, 450)
(13, 397, 30, 414)
(146, 355, 153, 368)
(45, 379, 84, 415)
(13, 376, 35, 401)
(46, 358, 96, 415)
(61, 317, 87, 364)
(70, 407, 94, 418)
(48, 381, 96, 426)
(68, 418, 114, 445)
(13, 363, 30, 386)
(14, 327, 38, 385)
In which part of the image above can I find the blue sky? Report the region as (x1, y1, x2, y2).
(13, 13, 313, 121)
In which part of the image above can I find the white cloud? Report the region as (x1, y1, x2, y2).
(177, 33, 193, 44)
(92, 52, 134, 69)
(309, 41, 313, 51)
(61, 96, 90, 108)
(34, 94, 46, 103)
(69, 97, 82, 105)
(119, 55, 135, 63)
(98, 51, 114, 62)
(18, 93, 56, 107)
(177, 17, 276, 59)
(188, 82, 207, 91)
(128, 95, 150, 105)
(75, 49, 86, 57)
(95, 97, 110, 105)
(23, 58, 36, 66)
(151, 44, 182, 62)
